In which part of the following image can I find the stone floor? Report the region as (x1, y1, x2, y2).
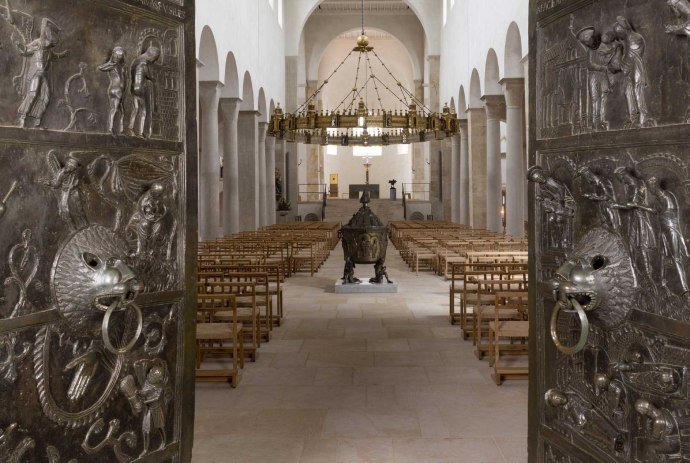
(192, 247, 528, 463)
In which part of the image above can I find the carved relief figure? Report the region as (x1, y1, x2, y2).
(610, 17, 655, 128)
(130, 46, 161, 137)
(665, 0, 690, 39)
(527, 165, 575, 248)
(99, 46, 127, 135)
(127, 183, 168, 258)
(120, 358, 171, 457)
(578, 166, 621, 231)
(647, 176, 690, 296)
(612, 167, 657, 278)
(40, 151, 87, 231)
(571, 21, 621, 130)
(10, 17, 69, 128)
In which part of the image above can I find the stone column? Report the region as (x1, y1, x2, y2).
(450, 134, 461, 222)
(238, 110, 259, 231)
(219, 97, 241, 235)
(482, 94, 506, 233)
(466, 106, 487, 229)
(458, 119, 470, 225)
(501, 78, 526, 237)
(258, 122, 268, 227)
(265, 133, 277, 225)
(412, 79, 426, 186)
(198, 81, 222, 240)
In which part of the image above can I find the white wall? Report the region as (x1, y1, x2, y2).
(439, 0, 528, 106)
(196, 0, 285, 110)
(324, 147, 413, 198)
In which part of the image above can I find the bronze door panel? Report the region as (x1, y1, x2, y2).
(530, 1, 690, 462)
(0, 0, 196, 461)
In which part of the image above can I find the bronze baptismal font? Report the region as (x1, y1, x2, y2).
(339, 192, 393, 285)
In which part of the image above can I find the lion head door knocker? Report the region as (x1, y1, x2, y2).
(547, 227, 637, 354)
(35, 224, 144, 428)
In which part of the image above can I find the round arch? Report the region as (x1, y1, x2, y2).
(306, 25, 422, 82)
(307, 28, 416, 84)
(458, 85, 468, 115)
(258, 88, 268, 123)
(504, 22, 524, 78)
(241, 71, 255, 111)
(221, 51, 240, 98)
(291, 0, 435, 57)
(198, 25, 219, 82)
(469, 69, 482, 108)
(484, 48, 502, 95)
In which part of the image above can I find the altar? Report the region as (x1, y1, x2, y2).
(348, 184, 380, 199)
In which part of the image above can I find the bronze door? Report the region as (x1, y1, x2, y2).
(0, 0, 197, 461)
(529, 1, 690, 461)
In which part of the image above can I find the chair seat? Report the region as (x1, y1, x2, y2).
(489, 320, 529, 337)
(197, 322, 242, 340)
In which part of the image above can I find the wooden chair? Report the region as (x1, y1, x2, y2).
(488, 291, 529, 385)
(195, 294, 243, 387)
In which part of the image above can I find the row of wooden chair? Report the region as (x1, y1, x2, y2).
(449, 258, 529, 385)
(194, 224, 338, 386)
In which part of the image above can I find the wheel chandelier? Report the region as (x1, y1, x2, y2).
(269, 0, 459, 147)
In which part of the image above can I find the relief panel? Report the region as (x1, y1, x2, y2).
(0, 0, 195, 461)
(536, 0, 690, 138)
(0, 0, 182, 140)
(530, 146, 690, 461)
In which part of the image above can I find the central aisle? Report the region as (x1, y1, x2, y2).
(193, 246, 528, 463)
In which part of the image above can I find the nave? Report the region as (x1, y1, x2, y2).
(193, 245, 527, 463)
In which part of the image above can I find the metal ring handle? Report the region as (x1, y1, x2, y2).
(102, 301, 143, 355)
(550, 299, 589, 355)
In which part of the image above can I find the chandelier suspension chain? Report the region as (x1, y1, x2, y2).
(333, 75, 371, 112)
(364, 52, 385, 111)
(371, 75, 414, 110)
(361, 0, 365, 35)
(348, 51, 364, 111)
(371, 49, 419, 109)
(295, 49, 355, 114)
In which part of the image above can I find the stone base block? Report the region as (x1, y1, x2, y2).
(334, 279, 398, 294)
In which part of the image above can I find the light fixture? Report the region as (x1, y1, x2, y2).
(269, 0, 459, 146)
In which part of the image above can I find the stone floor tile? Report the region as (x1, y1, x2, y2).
(192, 436, 304, 463)
(366, 338, 410, 352)
(391, 437, 507, 463)
(307, 351, 375, 368)
(336, 438, 394, 463)
(313, 367, 354, 386)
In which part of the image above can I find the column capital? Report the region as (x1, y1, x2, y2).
(199, 80, 224, 93)
(258, 121, 269, 139)
(199, 80, 223, 106)
(499, 78, 525, 108)
(481, 94, 506, 121)
(458, 118, 469, 136)
(219, 97, 241, 118)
